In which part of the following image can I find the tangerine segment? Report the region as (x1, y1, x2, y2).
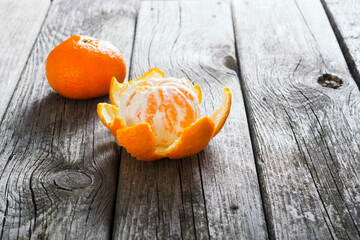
(209, 87, 232, 137)
(165, 116, 215, 159)
(97, 103, 126, 136)
(110, 68, 165, 106)
(116, 123, 165, 161)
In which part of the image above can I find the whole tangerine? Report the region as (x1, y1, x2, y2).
(46, 35, 126, 99)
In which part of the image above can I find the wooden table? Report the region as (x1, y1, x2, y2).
(1, 0, 359, 239)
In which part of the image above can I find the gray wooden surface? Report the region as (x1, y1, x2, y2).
(0, 0, 136, 238)
(112, 1, 267, 239)
(0, 0, 50, 122)
(233, 0, 360, 239)
(0, 0, 359, 239)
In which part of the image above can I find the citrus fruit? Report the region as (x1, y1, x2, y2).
(117, 77, 201, 146)
(97, 68, 232, 161)
(46, 35, 126, 99)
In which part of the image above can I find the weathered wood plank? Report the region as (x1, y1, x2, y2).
(112, 1, 268, 239)
(321, 0, 360, 85)
(0, 0, 136, 239)
(0, 0, 50, 122)
(233, 0, 360, 239)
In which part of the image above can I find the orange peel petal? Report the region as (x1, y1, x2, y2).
(111, 117, 127, 137)
(97, 103, 117, 128)
(97, 103, 126, 137)
(209, 87, 232, 137)
(109, 77, 129, 107)
(164, 116, 215, 159)
(116, 123, 165, 161)
(138, 68, 165, 79)
(194, 85, 202, 104)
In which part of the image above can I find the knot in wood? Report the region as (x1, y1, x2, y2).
(317, 73, 343, 89)
(54, 171, 92, 191)
(222, 55, 237, 72)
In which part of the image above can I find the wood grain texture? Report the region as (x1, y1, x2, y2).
(233, 0, 360, 239)
(0, 0, 50, 122)
(112, 1, 268, 239)
(0, 0, 136, 239)
(321, 0, 360, 85)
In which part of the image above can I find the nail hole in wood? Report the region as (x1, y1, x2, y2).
(230, 204, 239, 212)
(222, 55, 237, 72)
(317, 73, 343, 89)
(54, 171, 92, 191)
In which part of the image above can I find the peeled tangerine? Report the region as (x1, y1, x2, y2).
(97, 68, 232, 161)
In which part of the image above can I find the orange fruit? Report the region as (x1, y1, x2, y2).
(117, 77, 201, 146)
(46, 35, 126, 99)
(97, 68, 232, 161)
